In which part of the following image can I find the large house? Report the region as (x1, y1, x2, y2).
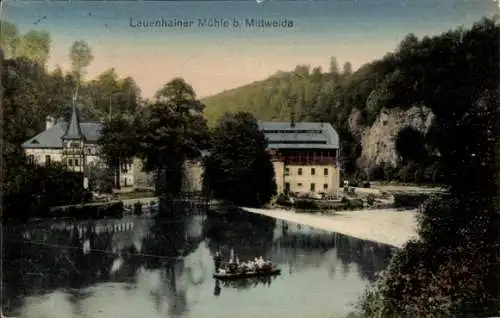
(258, 121, 340, 197)
(21, 102, 143, 188)
(21, 101, 206, 192)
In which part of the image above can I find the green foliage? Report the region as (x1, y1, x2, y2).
(366, 194, 376, 206)
(358, 17, 500, 317)
(17, 30, 51, 66)
(0, 21, 20, 58)
(393, 193, 431, 208)
(49, 202, 123, 219)
(347, 198, 364, 210)
(3, 164, 91, 219)
(275, 193, 293, 207)
(202, 18, 498, 189)
(395, 127, 428, 164)
(87, 68, 142, 116)
(69, 40, 94, 81)
(0, 21, 51, 64)
(98, 78, 210, 195)
(85, 160, 114, 193)
(203, 112, 277, 207)
(294, 199, 319, 210)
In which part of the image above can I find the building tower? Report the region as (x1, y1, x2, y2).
(62, 97, 85, 173)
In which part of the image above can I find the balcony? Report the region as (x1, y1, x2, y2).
(285, 156, 337, 166)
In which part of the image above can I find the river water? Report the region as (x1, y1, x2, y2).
(2, 208, 396, 318)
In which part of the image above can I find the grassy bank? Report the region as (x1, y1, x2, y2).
(117, 189, 156, 201)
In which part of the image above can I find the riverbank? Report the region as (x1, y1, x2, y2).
(241, 207, 419, 248)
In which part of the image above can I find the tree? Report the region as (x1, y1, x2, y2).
(99, 78, 209, 195)
(85, 160, 113, 193)
(140, 79, 209, 195)
(97, 116, 137, 189)
(0, 21, 20, 58)
(342, 61, 353, 76)
(329, 56, 339, 75)
(359, 17, 500, 317)
(203, 112, 277, 207)
(69, 40, 94, 83)
(87, 68, 141, 117)
(16, 30, 51, 65)
(395, 126, 428, 164)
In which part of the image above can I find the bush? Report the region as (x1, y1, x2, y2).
(3, 165, 92, 219)
(393, 193, 431, 208)
(294, 199, 319, 210)
(275, 193, 293, 207)
(366, 194, 376, 206)
(358, 195, 500, 317)
(348, 199, 364, 210)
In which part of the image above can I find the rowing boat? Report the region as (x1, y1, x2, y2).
(213, 268, 281, 280)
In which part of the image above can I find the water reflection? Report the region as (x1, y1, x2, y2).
(3, 206, 395, 318)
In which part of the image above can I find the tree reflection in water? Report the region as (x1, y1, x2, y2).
(3, 203, 396, 317)
(204, 206, 277, 262)
(2, 199, 209, 317)
(272, 219, 395, 283)
(203, 207, 394, 296)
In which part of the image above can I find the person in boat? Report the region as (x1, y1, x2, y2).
(256, 256, 270, 272)
(248, 259, 257, 272)
(214, 252, 222, 273)
(227, 260, 238, 274)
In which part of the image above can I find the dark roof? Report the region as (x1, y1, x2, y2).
(62, 103, 84, 140)
(258, 121, 339, 149)
(22, 121, 102, 149)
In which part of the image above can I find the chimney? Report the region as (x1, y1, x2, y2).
(45, 116, 56, 130)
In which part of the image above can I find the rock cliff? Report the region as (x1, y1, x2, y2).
(355, 106, 434, 169)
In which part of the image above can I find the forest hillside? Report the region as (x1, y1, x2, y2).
(202, 17, 497, 184)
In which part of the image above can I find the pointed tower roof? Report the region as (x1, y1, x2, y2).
(62, 98, 84, 140)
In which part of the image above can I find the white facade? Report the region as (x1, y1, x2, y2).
(259, 121, 341, 198)
(22, 113, 137, 189)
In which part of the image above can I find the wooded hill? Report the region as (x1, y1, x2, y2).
(202, 16, 498, 184)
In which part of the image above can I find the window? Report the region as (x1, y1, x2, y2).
(285, 167, 290, 176)
(297, 183, 302, 187)
(68, 159, 73, 166)
(74, 159, 79, 166)
(285, 182, 290, 193)
(298, 168, 302, 176)
(311, 168, 315, 175)
(310, 183, 315, 191)
(45, 155, 51, 165)
(27, 155, 35, 164)
(324, 168, 328, 176)
(323, 183, 328, 190)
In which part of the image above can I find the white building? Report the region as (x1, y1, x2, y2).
(258, 121, 341, 197)
(22, 102, 137, 188)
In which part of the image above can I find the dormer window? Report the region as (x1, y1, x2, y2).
(31, 139, 39, 144)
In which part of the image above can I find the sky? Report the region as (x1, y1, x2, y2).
(3, 0, 497, 98)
